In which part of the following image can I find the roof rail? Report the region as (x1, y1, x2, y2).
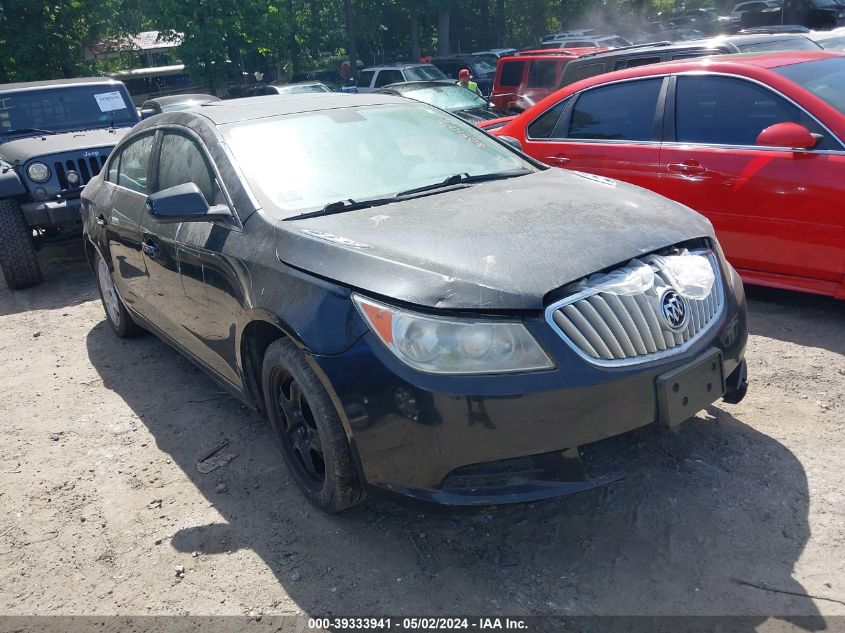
(571, 41, 675, 59)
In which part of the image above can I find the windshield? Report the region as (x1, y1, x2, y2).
(404, 66, 449, 81)
(224, 103, 532, 216)
(469, 58, 498, 78)
(775, 57, 845, 115)
(0, 85, 137, 136)
(401, 84, 487, 111)
(817, 35, 845, 50)
(739, 37, 821, 52)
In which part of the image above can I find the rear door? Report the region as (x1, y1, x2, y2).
(658, 73, 845, 286)
(522, 76, 667, 193)
(103, 131, 156, 313)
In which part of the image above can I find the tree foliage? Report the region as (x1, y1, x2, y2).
(1, 0, 713, 85)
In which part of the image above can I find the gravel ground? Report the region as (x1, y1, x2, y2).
(0, 244, 843, 622)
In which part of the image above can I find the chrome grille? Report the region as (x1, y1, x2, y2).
(546, 251, 723, 366)
(53, 154, 107, 189)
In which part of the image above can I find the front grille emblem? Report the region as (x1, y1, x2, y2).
(660, 289, 688, 331)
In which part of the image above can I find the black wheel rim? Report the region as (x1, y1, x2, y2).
(272, 369, 326, 485)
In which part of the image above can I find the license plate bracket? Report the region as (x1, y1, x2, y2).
(656, 348, 725, 427)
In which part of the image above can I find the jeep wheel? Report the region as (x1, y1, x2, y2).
(0, 198, 43, 289)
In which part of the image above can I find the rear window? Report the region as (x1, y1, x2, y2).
(561, 62, 606, 86)
(527, 61, 560, 88)
(498, 61, 525, 87)
(569, 78, 662, 141)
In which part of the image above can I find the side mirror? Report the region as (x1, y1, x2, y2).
(139, 108, 157, 120)
(497, 135, 523, 152)
(756, 122, 817, 150)
(146, 183, 231, 223)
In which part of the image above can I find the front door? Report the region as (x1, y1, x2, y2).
(659, 74, 845, 288)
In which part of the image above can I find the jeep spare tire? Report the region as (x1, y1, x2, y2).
(0, 198, 43, 289)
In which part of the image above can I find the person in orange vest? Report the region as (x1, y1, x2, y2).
(457, 68, 482, 97)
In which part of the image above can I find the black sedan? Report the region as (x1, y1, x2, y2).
(376, 81, 513, 124)
(81, 93, 748, 512)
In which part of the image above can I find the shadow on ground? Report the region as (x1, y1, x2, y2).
(82, 303, 825, 624)
(746, 286, 845, 355)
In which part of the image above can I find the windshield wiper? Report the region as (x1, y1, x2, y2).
(393, 169, 531, 197)
(290, 169, 532, 220)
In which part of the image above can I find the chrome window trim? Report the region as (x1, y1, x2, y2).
(544, 249, 726, 368)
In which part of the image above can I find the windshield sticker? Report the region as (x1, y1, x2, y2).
(94, 91, 127, 112)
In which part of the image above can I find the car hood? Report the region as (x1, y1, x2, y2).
(274, 169, 715, 311)
(0, 128, 131, 164)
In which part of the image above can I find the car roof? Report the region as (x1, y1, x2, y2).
(182, 92, 410, 125)
(378, 80, 456, 92)
(0, 77, 124, 92)
(361, 63, 433, 71)
(699, 32, 816, 46)
(144, 93, 219, 105)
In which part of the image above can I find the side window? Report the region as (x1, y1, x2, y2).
(157, 132, 219, 204)
(615, 56, 662, 70)
(675, 75, 834, 148)
(562, 62, 606, 86)
(107, 151, 120, 182)
(499, 61, 525, 87)
(568, 78, 663, 141)
(116, 134, 154, 194)
(527, 61, 560, 88)
(527, 97, 572, 139)
(375, 70, 403, 87)
(357, 71, 375, 88)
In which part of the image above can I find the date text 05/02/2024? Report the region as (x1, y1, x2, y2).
(307, 617, 528, 630)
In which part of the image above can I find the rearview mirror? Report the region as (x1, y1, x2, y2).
(146, 183, 231, 223)
(756, 122, 817, 150)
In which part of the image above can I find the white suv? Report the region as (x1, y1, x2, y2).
(356, 64, 450, 93)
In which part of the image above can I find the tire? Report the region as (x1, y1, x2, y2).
(261, 338, 364, 513)
(0, 198, 43, 289)
(94, 249, 143, 338)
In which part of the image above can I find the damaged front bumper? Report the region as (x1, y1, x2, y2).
(310, 266, 749, 507)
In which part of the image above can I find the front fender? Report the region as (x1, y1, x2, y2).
(0, 167, 26, 197)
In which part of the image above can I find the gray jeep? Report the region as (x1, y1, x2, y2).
(0, 78, 138, 289)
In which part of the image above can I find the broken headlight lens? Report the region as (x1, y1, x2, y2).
(353, 295, 554, 375)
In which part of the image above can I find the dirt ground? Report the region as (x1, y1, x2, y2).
(0, 243, 843, 623)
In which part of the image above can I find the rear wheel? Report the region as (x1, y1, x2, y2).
(261, 338, 364, 513)
(0, 198, 43, 289)
(95, 250, 142, 338)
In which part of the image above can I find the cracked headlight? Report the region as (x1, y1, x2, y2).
(353, 295, 554, 375)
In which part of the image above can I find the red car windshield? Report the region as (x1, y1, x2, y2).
(774, 57, 845, 115)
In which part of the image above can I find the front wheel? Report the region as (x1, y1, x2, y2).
(261, 338, 364, 513)
(0, 198, 43, 289)
(95, 250, 142, 338)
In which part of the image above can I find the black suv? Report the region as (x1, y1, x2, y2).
(0, 77, 138, 289)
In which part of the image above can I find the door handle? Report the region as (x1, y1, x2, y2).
(96, 214, 107, 227)
(142, 241, 158, 258)
(547, 154, 571, 166)
(667, 161, 706, 175)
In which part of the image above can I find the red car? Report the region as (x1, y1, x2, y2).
(492, 51, 845, 299)
(490, 48, 601, 112)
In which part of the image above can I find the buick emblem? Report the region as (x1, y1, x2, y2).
(660, 289, 688, 331)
